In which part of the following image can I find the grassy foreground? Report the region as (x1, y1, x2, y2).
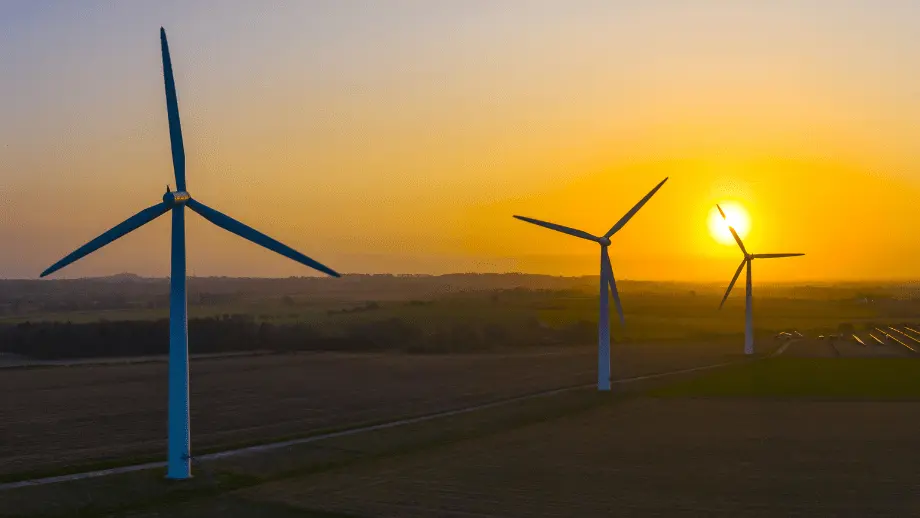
(650, 357, 920, 399)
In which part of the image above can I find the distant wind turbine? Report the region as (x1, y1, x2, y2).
(513, 177, 668, 391)
(716, 204, 802, 355)
(40, 28, 340, 480)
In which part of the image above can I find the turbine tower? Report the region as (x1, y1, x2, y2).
(513, 177, 668, 391)
(40, 28, 340, 480)
(716, 204, 802, 355)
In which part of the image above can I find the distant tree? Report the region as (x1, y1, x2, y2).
(258, 322, 275, 346)
(345, 318, 421, 351)
(561, 320, 596, 344)
(482, 322, 508, 344)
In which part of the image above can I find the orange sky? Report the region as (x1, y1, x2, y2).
(2, 2, 920, 281)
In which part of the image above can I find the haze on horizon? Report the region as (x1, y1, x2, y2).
(3, 1, 920, 282)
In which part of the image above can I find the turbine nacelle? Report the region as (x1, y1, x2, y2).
(598, 236, 611, 247)
(163, 190, 191, 205)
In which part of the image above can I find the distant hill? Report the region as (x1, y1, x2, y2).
(94, 273, 160, 283)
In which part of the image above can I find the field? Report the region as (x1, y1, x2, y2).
(3, 340, 920, 516)
(4, 276, 916, 366)
(232, 398, 920, 518)
(651, 357, 920, 398)
(124, 345, 920, 518)
(2, 276, 920, 516)
(4, 275, 918, 336)
(0, 339, 745, 481)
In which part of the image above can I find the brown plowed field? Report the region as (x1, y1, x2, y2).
(0, 340, 741, 478)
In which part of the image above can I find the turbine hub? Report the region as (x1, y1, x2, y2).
(598, 236, 611, 247)
(163, 190, 191, 205)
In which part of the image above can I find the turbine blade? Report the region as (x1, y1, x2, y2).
(714, 205, 748, 254)
(728, 226, 747, 255)
(512, 215, 598, 242)
(604, 177, 668, 238)
(602, 250, 625, 326)
(719, 259, 747, 309)
(187, 198, 340, 277)
(751, 253, 805, 259)
(41, 202, 171, 277)
(161, 28, 186, 192)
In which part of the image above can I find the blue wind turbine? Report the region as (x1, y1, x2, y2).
(40, 28, 340, 480)
(513, 177, 668, 391)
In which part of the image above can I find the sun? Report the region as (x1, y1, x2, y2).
(708, 202, 751, 246)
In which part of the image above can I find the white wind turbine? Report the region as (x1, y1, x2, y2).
(514, 178, 668, 391)
(716, 204, 804, 355)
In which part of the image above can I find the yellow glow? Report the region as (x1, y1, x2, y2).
(13, 5, 920, 281)
(708, 202, 750, 246)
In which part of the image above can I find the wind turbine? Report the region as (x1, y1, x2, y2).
(39, 28, 340, 480)
(513, 177, 668, 391)
(716, 204, 803, 355)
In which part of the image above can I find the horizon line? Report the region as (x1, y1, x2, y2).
(3, 272, 920, 285)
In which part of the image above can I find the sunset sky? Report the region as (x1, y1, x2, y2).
(3, 1, 920, 281)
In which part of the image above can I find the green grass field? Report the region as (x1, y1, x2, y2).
(651, 357, 920, 399)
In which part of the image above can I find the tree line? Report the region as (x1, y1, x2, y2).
(0, 314, 597, 360)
